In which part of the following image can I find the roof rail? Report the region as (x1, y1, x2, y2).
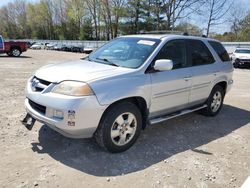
(139, 30, 183, 35)
(139, 30, 207, 38)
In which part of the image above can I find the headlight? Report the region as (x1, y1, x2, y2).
(51, 81, 94, 96)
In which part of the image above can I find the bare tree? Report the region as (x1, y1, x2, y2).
(100, 0, 113, 40)
(228, 5, 247, 39)
(162, 0, 201, 30)
(201, 0, 233, 36)
(85, 0, 100, 39)
(111, 0, 126, 37)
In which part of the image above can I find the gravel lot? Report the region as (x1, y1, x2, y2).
(0, 50, 249, 188)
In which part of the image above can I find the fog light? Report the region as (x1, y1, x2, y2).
(53, 110, 64, 119)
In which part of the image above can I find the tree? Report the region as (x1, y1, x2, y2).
(85, 0, 100, 39)
(111, 0, 126, 37)
(228, 5, 248, 40)
(161, 0, 202, 30)
(200, 0, 233, 36)
(237, 12, 250, 41)
(175, 22, 202, 35)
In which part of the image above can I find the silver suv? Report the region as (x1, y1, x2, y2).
(23, 34, 234, 153)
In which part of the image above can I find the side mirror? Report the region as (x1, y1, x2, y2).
(154, 59, 173, 71)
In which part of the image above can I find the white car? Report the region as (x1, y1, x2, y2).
(231, 48, 250, 68)
(30, 42, 45, 50)
(22, 34, 233, 153)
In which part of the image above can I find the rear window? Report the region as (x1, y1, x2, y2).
(208, 41, 230, 62)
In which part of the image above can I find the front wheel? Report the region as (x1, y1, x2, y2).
(95, 102, 142, 153)
(201, 85, 225, 116)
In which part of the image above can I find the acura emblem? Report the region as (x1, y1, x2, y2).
(32, 79, 39, 88)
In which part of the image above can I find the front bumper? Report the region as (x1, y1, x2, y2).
(234, 58, 250, 65)
(226, 79, 233, 93)
(25, 79, 107, 138)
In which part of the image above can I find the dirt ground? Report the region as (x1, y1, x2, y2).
(0, 50, 249, 188)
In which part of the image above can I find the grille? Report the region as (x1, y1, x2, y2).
(28, 99, 46, 114)
(31, 76, 51, 92)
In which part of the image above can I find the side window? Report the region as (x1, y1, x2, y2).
(188, 40, 215, 66)
(0, 36, 3, 50)
(155, 40, 187, 69)
(208, 41, 230, 62)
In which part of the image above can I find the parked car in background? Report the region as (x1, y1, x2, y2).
(71, 45, 84, 53)
(22, 34, 233, 153)
(30, 42, 45, 50)
(231, 48, 250, 68)
(0, 35, 28, 57)
(45, 43, 56, 50)
(26, 41, 36, 48)
(83, 47, 93, 54)
(53, 44, 64, 51)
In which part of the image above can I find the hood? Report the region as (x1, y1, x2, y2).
(234, 53, 250, 59)
(35, 60, 133, 83)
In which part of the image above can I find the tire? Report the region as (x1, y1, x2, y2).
(201, 85, 225, 116)
(233, 59, 240, 68)
(95, 102, 142, 153)
(10, 48, 21, 57)
(7, 52, 12, 57)
(233, 62, 239, 68)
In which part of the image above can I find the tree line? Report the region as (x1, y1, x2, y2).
(0, 0, 249, 41)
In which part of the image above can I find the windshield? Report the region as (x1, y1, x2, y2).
(88, 37, 160, 68)
(235, 49, 250, 54)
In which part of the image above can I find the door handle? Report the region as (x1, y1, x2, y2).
(183, 76, 192, 81)
(213, 71, 220, 76)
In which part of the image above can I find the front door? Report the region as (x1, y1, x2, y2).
(149, 39, 192, 118)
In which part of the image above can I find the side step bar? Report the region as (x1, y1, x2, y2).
(149, 104, 207, 125)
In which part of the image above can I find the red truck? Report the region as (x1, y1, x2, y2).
(0, 35, 28, 57)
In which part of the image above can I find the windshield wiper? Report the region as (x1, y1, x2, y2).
(95, 57, 119, 67)
(82, 56, 93, 61)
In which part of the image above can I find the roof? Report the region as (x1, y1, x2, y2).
(121, 34, 217, 42)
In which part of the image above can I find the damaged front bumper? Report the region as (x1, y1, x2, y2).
(23, 78, 107, 138)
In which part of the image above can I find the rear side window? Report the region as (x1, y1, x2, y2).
(208, 41, 230, 62)
(187, 40, 215, 66)
(0, 36, 3, 50)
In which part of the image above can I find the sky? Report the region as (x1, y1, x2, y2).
(0, 0, 249, 34)
(0, 0, 37, 7)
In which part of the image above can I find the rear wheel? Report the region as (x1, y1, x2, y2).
(233, 59, 240, 68)
(11, 48, 21, 57)
(201, 85, 225, 116)
(95, 102, 142, 153)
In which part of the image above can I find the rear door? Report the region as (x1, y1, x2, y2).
(187, 39, 218, 106)
(0, 36, 4, 52)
